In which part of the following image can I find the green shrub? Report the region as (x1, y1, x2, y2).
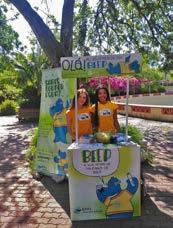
(20, 85, 40, 108)
(150, 83, 159, 93)
(140, 83, 149, 94)
(120, 124, 143, 144)
(0, 84, 21, 103)
(157, 85, 166, 92)
(120, 124, 154, 164)
(26, 128, 38, 171)
(141, 148, 154, 164)
(0, 100, 17, 115)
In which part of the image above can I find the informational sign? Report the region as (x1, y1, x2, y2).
(68, 143, 141, 221)
(35, 68, 74, 177)
(73, 146, 119, 176)
(61, 53, 141, 78)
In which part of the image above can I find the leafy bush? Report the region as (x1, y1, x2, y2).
(141, 148, 154, 164)
(120, 124, 143, 144)
(0, 84, 21, 103)
(157, 85, 166, 92)
(0, 100, 17, 115)
(20, 85, 40, 108)
(140, 83, 149, 94)
(26, 128, 38, 171)
(120, 124, 154, 164)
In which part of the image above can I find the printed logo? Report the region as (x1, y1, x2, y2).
(78, 113, 90, 120)
(74, 207, 82, 214)
(99, 108, 111, 116)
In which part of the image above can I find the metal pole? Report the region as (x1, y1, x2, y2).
(125, 77, 129, 143)
(108, 76, 111, 99)
(75, 78, 78, 144)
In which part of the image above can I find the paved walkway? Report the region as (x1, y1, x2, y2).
(0, 116, 173, 228)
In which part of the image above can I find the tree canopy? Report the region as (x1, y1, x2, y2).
(0, 3, 21, 71)
(4, 0, 173, 68)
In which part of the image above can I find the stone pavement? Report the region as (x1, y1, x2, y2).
(0, 116, 173, 228)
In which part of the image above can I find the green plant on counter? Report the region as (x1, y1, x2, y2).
(0, 99, 17, 116)
(25, 127, 38, 171)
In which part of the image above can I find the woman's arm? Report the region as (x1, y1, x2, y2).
(113, 109, 120, 133)
(66, 113, 75, 140)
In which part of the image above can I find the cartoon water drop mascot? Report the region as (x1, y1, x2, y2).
(129, 59, 140, 73)
(106, 54, 140, 75)
(53, 150, 68, 176)
(49, 98, 70, 143)
(107, 62, 121, 75)
(96, 173, 139, 219)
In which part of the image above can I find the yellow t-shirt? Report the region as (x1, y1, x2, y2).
(104, 190, 133, 216)
(66, 107, 93, 138)
(90, 101, 118, 134)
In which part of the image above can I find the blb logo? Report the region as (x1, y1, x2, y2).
(74, 207, 81, 214)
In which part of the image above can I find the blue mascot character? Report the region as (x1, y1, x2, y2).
(53, 150, 68, 176)
(96, 173, 139, 219)
(129, 60, 140, 73)
(107, 62, 121, 75)
(49, 98, 70, 143)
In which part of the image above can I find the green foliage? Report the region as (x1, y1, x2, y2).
(73, 0, 93, 55)
(0, 83, 21, 103)
(139, 81, 166, 94)
(151, 82, 166, 93)
(0, 99, 17, 115)
(141, 148, 154, 165)
(120, 124, 154, 164)
(20, 85, 40, 108)
(0, 3, 21, 71)
(120, 124, 143, 145)
(140, 83, 149, 94)
(30, 127, 38, 147)
(140, 61, 164, 81)
(25, 128, 38, 172)
(73, 0, 172, 65)
(13, 49, 49, 109)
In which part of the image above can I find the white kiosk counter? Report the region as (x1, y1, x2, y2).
(67, 142, 141, 221)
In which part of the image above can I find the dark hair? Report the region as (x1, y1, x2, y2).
(71, 88, 90, 109)
(94, 85, 110, 130)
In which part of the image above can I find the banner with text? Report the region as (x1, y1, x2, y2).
(61, 53, 141, 78)
(35, 68, 74, 176)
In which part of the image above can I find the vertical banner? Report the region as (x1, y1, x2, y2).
(35, 68, 74, 177)
(68, 143, 141, 221)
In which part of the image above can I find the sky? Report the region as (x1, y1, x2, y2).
(7, 0, 64, 52)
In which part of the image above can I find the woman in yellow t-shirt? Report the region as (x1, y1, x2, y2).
(90, 85, 120, 134)
(66, 88, 93, 140)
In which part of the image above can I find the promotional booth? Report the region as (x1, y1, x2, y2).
(60, 53, 142, 221)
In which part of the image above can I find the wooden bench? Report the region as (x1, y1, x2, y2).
(17, 108, 40, 122)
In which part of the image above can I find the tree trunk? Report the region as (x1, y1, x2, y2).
(9, 0, 74, 66)
(60, 0, 75, 57)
